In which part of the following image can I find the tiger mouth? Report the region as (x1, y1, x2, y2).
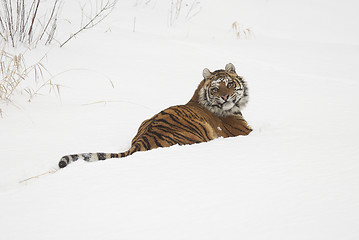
(221, 101, 235, 111)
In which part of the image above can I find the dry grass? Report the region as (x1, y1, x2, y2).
(0, 0, 61, 107)
(0, 41, 60, 103)
(232, 21, 254, 39)
(0, 1, 119, 117)
(0, 45, 28, 101)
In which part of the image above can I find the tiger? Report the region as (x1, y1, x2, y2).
(58, 63, 252, 168)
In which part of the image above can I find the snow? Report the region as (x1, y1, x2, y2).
(1, 0, 359, 239)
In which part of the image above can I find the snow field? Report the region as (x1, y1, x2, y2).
(1, 0, 359, 239)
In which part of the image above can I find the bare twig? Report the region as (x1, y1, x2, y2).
(2, 0, 15, 47)
(186, 0, 201, 20)
(168, 0, 201, 27)
(60, 0, 118, 47)
(39, 0, 59, 41)
(19, 169, 58, 183)
(45, 17, 57, 45)
(27, 0, 40, 44)
(0, 0, 62, 47)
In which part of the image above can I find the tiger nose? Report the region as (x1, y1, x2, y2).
(221, 94, 229, 101)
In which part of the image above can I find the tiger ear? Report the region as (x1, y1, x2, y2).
(225, 63, 236, 73)
(202, 68, 212, 79)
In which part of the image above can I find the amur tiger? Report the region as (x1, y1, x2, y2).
(58, 63, 252, 168)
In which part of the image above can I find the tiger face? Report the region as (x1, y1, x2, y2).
(198, 63, 248, 117)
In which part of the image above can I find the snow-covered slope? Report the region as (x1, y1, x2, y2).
(1, 0, 359, 239)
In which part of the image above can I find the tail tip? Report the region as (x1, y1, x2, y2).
(59, 160, 68, 168)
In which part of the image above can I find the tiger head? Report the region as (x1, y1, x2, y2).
(198, 63, 249, 117)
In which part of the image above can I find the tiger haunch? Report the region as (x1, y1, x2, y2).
(58, 63, 252, 168)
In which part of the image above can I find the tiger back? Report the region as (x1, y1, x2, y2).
(58, 63, 252, 168)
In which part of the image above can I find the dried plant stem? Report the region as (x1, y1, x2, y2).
(60, 0, 117, 47)
(19, 169, 58, 183)
(232, 21, 254, 39)
(0, 43, 53, 102)
(0, 0, 61, 47)
(27, 0, 40, 44)
(38, 0, 59, 42)
(168, 0, 201, 27)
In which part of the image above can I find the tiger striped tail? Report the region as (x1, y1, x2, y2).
(58, 151, 131, 168)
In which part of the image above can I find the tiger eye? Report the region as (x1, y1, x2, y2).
(227, 82, 233, 88)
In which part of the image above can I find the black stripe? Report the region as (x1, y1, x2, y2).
(226, 124, 247, 135)
(147, 129, 171, 146)
(133, 144, 140, 152)
(70, 154, 79, 162)
(156, 125, 197, 143)
(154, 118, 176, 127)
(172, 107, 188, 118)
(233, 111, 243, 116)
(178, 106, 192, 118)
(82, 153, 92, 161)
(137, 140, 147, 150)
(177, 116, 206, 141)
(159, 112, 203, 140)
(149, 133, 163, 147)
(178, 115, 206, 140)
(97, 152, 106, 160)
(197, 122, 211, 141)
(157, 133, 176, 145)
(181, 105, 201, 119)
(142, 136, 151, 150)
(228, 121, 252, 132)
(222, 125, 236, 136)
